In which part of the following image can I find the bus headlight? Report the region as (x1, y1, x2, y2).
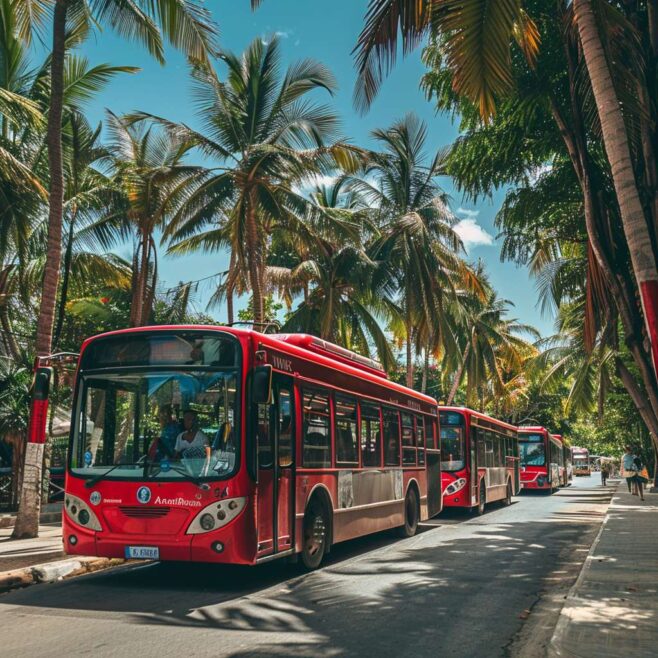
(64, 494, 102, 531)
(444, 478, 467, 496)
(186, 497, 247, 535)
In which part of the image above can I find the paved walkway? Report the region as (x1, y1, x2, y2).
(0, 523, 64, 572)
(549, 482, 658, 657)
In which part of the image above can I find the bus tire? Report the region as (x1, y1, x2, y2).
(397, 487, 419, 538)
(476, 481, 486, 516)
(502, 480, 512, 506)
(301, 500, 328, 570)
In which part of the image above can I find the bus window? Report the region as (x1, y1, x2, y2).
(257, 403, 272, 469)
(382, 407, 400, 466)
(475, 428, 485, 469)
(416, 416, 425, 465)
(425, 417, 436, 450)
(278, 388, 293, 468)
(495, 433, 504, 467)
(335, 395, 358, 465)
(485, 432, 494, 468)
(519, 434, 546, 466)
(362, 403, 383, 467)
(441, 426, 465, 471)
(71, 371, 239, 479)
(302, 389, 331, 468)
(401, 413, 416, 465)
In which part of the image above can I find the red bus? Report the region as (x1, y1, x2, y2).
(571, 447, 591, 476)
(63, 327, 442, 569)
(439, 407, 520, 515)
(554, 435, 572, 486)
(518, 427, 563, 492)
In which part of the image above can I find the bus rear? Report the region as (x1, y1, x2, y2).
(64, 328, 258, 564)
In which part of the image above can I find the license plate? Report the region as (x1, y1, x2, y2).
(125, 546, 159, 560)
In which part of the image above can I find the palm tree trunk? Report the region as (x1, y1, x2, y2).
(421, 349, 429, 394)
(246, 195, 264, 325)
(131, 232, 149, 327)
(226, 252, 236, 325)
(53, 208, 77, 349)
(575, 0, 658, 377)
(405, 323, 414, 389)
(14, 0, 68, 540)
(446, 341, 470, 405)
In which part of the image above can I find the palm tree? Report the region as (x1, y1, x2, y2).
(571, 0, 658, 384)
(94, 112, 206, 327)
(352, 0, 540, 116)
(355, 114, 464, 387)
(445, 279, 539, 408)
(21, 0, 218, 357)
(151, 37, 347, 325)
(267, 181, 398, 369)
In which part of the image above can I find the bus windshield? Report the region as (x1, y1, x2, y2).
(519, 434, 545, 466)
(70, 370, 239, 481)
(440, 411, 465, 471)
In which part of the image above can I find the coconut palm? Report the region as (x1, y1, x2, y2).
(445, 280, 539, 407)
(354, 114, 464, 387)
(89, 112, 206, 327)
(150, 36, 348, 325)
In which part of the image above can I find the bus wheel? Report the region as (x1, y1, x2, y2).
(476, 482, 486, 516)
(301, 501, 327, 570)
(502, 480, 512, 506)
(398, 487, 419, 538)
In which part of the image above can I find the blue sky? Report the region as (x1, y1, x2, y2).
(77, 0, 554, 336)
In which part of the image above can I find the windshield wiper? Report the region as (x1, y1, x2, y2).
(84, 460, 142, 488)
(143, 459, 209, 489)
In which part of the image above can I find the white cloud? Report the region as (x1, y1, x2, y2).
(454, 218, 494, 251)
(456, 207, 480, 220)
(275, 30, 291, 39)
(292, 174, 339, 195)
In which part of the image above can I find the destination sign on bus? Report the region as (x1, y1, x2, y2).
(80, 332, 237, 369)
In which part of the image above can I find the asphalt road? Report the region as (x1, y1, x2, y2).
(0, 474, 614, 658)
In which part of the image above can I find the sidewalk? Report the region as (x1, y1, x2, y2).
(0, 521, 122, 592)
(549, 482, 658, 657)
(0, 523, 65, 572)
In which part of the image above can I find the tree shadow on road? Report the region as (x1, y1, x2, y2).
(0, 485, 629, 657)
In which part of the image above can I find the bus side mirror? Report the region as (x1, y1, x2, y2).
(252, 365, 272, 405)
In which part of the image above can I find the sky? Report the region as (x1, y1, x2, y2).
(76, 0, 555, 336)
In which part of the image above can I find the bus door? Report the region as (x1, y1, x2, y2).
(257, 375, 295, 558)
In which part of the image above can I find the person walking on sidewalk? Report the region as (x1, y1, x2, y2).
(632, 451, 647, 501)
(601, 461, 610, 486)
(622, 445, 636, 493)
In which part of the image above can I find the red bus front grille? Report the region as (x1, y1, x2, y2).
(119, 506, 171, 518)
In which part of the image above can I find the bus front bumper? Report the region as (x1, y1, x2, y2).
(63, 513, 256, 565)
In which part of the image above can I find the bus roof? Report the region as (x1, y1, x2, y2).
(438, 406, 518, 432)
(77, 324, 438, 407)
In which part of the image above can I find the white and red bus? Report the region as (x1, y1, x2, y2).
(518, 427, 563, 492)
(571, 447, 591, 476)
(63, 327, 442, 569)
(439, 407, 520, 515)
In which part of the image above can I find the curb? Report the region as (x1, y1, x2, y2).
(0, 556, 124, 594)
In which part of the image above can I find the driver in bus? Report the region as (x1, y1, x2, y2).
(174, 410, 211, 460)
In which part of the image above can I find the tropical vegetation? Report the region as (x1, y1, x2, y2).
(0, 0, 656, 537)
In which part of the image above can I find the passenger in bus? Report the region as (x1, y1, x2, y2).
(174, 410, 210, 459)
(156, 405, 180, 459)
